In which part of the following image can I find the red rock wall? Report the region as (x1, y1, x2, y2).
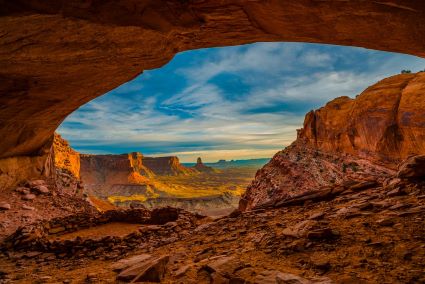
(79, 153, 154, 188)
(53, 134, 80, 179)
(299, 73, 425, 164)
(241, 73, 425, 210)
(142, 156, 196, 176)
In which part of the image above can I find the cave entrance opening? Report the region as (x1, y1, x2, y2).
(55, 42, 425, 216)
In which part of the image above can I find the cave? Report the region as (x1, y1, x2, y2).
(1, 1, 425, 187)
(1, 2, 425, 283)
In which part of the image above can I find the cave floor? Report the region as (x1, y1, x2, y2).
(0, 182, 424, 283)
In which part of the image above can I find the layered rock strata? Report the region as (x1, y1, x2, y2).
(142, 156, 196, 176)
(241, 73, 425, 210)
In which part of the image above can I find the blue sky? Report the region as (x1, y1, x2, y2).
(58, 42, 425, 162)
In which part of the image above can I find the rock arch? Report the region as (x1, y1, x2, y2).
(1, 0, 425, 186)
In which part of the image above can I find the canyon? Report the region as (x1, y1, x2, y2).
(1, 1, 425, 189)
(1, 2, 425, 282)
(52, 135, 251, 216)
(0, 72, 424, 283)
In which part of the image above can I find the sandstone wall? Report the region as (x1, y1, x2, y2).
(241, 73, 425, 210)
(0, 138, 54, 190)
(142, 156, 196, 176)
(299, 73, 425, 165)
(53, 133, 80, 178)
(80, 153, 153, 188)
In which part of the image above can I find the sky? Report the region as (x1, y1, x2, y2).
(58, 42, 425, 162)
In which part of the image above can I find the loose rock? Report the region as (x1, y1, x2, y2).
(0, 202, 11, 210)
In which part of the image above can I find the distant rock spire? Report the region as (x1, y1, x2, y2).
(196, 157, 202, 165)
(193, 157, 216, 173)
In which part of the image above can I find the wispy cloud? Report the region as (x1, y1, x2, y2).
(58, 42, 425, 162)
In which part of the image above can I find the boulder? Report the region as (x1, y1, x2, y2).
(397, 155, 425, 180)
(254, 270, 311, 284)
(202, 255, 241, 278)
(22, 194, 36, 201)
(28, 180, 46, 187)
(15, 187, 30, 194)
(0, 202, 11, 210)
(111, 254, 152, 272)
(117, 255, 169, 282)
(307, 228, 339, 241)
(22, 205, 35, 210)
(281, 220, 317, 238)
(149, 207, 179, 225)
(32, 185, 49, 194)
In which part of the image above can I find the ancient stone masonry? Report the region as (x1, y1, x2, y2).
(2, 207, 203, 255)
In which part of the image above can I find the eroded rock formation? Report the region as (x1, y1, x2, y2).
(80, 153, 154, 188)
(300, 73, 425, 164)
(142, 156, 196, 176)
(241, 73, 425, 210)
(1, 1, 425, 188)
(193, 157, 216, 173)
(53, 133, 80, 179)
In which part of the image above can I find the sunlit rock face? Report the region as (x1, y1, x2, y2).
(79, 153, 154, 191)
(142, 157, 196, 176)
(1, 0, 425, 162)
(301, 73, 425, 164)
(241, 73, 425, 210)
(53, 134, 80, 179)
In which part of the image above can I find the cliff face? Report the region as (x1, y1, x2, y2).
(80, 153, 153, 188)
(78, 153, 198, 198)
(241, 73, 425, 210)
(300, 73, 425, 164)
(53, 134, 80, 179)
(142, 156, 196, 176)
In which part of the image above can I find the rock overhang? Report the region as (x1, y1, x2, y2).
(1, 0, 425, 188)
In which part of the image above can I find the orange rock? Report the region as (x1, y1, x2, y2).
(299, 73, 425, 165)
(242, 73, 425, 210)
(53, 134, 80, 179)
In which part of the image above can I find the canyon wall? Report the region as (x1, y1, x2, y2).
(53, 134, 80, 179)
(80, 153, 154, 189)
(50, 137, 196, 197)
(240, 73, 425, 210)
(300, 73, 425, 164)
(143, 157, 196, 176)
